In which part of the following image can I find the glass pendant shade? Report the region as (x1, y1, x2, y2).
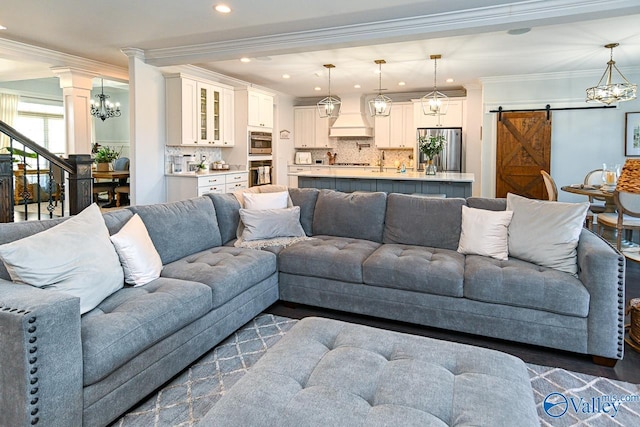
(586, 43, 637, 105)
(369, 60, 392, 117)
(90, 79, 121, 121)
(317, 64, 340, 118)
(421, 54, 449, 116)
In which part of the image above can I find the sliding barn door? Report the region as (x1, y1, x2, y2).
(496, 111, 552, 199)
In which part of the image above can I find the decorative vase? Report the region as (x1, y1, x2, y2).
(96, 162, 110, 172)
(425, 158, 437, 175)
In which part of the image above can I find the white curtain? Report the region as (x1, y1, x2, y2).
(0, 93, 20, 150)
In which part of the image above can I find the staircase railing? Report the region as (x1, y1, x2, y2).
(0, 121, 93, 223)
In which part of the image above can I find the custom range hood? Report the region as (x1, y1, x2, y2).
(329, 94, 373, 138)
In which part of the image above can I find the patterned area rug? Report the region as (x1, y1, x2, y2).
(113, 314, 640, 427)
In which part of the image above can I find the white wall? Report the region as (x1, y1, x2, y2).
(480, 71, 640, 201)
(127, 54, 166, 205)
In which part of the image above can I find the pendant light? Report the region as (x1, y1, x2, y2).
(317, 64, 341, 118)
(369, 59, 392, 117)
(586, 43, 637, 105)
(90, 79, 122, 121)
(421, 54, 449, 116)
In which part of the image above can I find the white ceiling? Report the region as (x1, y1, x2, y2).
(1, 0, 639, 98)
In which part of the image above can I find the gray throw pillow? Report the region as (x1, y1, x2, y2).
(239, 206, 306, 241)
(0, 204, 124, 314)
(506, 193, 589, 275)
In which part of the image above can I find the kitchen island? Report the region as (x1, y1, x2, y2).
(289, 169, 474, 197)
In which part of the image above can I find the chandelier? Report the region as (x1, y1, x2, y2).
(421, 54, 449, 116)
(317, 64, 341, 118)
(369, 59, 392, 117)
(586, 43, 637, 105)
(90, 79, 122, 121)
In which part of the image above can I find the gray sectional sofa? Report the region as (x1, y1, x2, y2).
(0, 188, 625, 426)
(0, 197, 279, 427)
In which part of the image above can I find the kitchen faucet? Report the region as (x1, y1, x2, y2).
(379, 150, 385, 172)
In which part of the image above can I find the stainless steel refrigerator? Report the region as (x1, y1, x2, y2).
(417, 127, 463, 172)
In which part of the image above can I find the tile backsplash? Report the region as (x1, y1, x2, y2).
(302, 139, 415, 168)
(165, 146, 223, 173)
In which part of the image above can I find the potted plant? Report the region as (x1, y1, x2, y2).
(418, 135, 447, 175)
(6, 147, 38, 170)
(94, 146, 120, 172)
(195, 160, 208, 174)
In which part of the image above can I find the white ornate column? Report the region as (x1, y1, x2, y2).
(51, 67, 95, 155)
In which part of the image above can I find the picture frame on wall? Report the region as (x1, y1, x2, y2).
(625, 112, 640, 157)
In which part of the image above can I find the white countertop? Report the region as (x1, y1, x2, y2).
(289, 169, 474, 182)
(166, 170, 248, 178)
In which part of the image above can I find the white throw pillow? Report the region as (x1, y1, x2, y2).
(110, 214, 163, 286)
(0, 204, 124, 314)
(242, 191, 289, 210)
(506, 193, 589, 275)
(457, 205, 513, 261)
(239, 206, 306, 241)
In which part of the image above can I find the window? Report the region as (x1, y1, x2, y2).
(14, 102, 65, 168)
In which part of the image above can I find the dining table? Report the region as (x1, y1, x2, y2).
(92, 170, 130, 207)
(92, 170, 130, 180)
(560, 184, 615, 212)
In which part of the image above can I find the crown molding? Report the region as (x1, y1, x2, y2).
(0, 38, 128, 81)
(142, 0, 640, 66)
(479, 66, 640, 84)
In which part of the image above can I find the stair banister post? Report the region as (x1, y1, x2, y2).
(67, 154, 93, 215)
(0, 154, 14, 223)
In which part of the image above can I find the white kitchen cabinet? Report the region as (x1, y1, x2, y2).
(197, 82, 220, 145)
(293, 107, 332, 149)
(221, 88, 235, 147)
(413, 99, 464, 129)
(287, 165, 311, 188)
(374, 102, 414, 148)
(248, 89, 273, 129)
(166, 171, 248, 202)
(165, 74, 234, 146)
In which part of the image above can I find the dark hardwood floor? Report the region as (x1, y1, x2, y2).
(266, 260, 640, 384)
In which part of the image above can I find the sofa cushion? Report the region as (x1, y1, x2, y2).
(0, 204, 124, 314)
(279, 235, 381, 283)
(207, 193, 241, 245)
(363, 244, 465, 297)
(238, 207, 306, 242)
(161, 246, 277, 308)
(81, 277, 212, 386)
(384, 194, 466, 250)
(289, 187, 320, 236)
(312, 190, 387, 243)
(457, 206, 513, 261)
(109, 214, 163, 286)
(128, 197, 222, 264)
(463, 255, 590, 317)
(506, 193, 589, 275)
(466, 197, 507, 211)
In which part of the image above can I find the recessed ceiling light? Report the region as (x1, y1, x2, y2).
(507, 27, 531, 35)
(314, 86, 322, 91)
(446, 78, 454, 83)
(214, 4, 231, 14)
(282, 74, 290, 79)
(240, 57, 251, 63)
(354, 84, 361, 89)
(0, 25, 6, 30)
(398, 81, 406, 86)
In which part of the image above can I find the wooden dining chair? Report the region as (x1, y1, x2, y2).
(540, 170, 557, 201)
(583, 169, 607, 213)
(597, 160, 640, 261)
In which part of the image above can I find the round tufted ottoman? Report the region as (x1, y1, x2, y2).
(199, 317, 538, 426)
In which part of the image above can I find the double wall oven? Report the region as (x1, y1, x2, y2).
(248, 130, 273, 187)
